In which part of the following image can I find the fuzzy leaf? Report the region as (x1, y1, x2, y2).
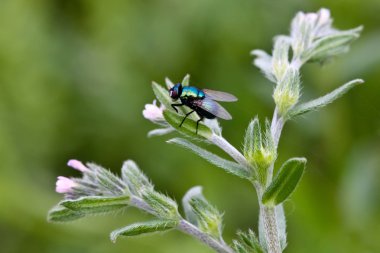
(258, 209, 267, 251)
(163, 110, 212, 139)
(152, 81, 175, 112)
(147, 127, 174, 137)
(86, 163, 126, 195)
(168, 138, 250, 179)
(303, 26, 363, 63)
(276, 204, 287, 250)
(182, 73, 190, 86)
(251, 49, 275, 83)
(110, 220, 177, 242)
(142, 189, 179, 220)
(61, 195, 129, 215)
(184, 188, 223, 238)
(182, 186, 204, 225)
(47, 204, 85, 223)
(288, 79, 363, 118)
(121, 160, 154, 196)
(262, 158, 306, 206)
(165, 77, 175, 89)
(233, 229, 264, 253)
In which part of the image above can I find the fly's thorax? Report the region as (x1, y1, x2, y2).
(181, 86, 205, 99)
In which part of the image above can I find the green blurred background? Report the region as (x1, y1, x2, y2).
(1, 0, 379, 252)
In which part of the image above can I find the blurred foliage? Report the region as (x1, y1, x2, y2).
(0, 0, 379, 252)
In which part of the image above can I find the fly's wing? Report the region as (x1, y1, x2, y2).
(202, 89, 238, 102)
(198, 98, 232, 120)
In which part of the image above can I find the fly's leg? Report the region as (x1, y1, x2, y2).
(179, 110, 195, 127)
(196, 116, 204, 135)
(171, 103, 184, 113)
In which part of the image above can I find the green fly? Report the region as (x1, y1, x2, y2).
(169, 83, 237, 134)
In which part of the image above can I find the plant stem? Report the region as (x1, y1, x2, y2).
(210, 108, 286, 253)
(260, 205, 282, 253)
(256, 107, 286, 253)
(209, 133, 250, 168)
(131, 196, 234, 253)
(178, 220, 235, 253)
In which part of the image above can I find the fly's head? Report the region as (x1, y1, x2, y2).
(169, 83, 182, 100)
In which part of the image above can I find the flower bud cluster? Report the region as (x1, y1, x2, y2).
(252, 8, 362, 117)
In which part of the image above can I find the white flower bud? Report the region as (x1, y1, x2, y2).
(142, 100, 165, 122)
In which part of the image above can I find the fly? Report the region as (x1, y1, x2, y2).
(169, 83, 237, 134)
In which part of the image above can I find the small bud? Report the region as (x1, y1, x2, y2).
(142, 100, 165, 123)
(142, 189, 179, 220)
(67, 159, 89, 173)
(56, 176, 76, 193)
(272, 36, 291, 82)
(290, 8, 362, 64)
(182, 186, 223, 238)
(273, 67, 300, 116)
(189, 197, 223, 239)
(244, 118, 276, 183)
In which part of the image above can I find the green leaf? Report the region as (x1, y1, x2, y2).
(165, 77, 175, 89)
(163, 110, 212, 139)
(121, 160, 154, 196)
(152, 81, 175, 112)
(47, 204, 85, 223)
(168, 138, 250, 179)
(183, 187, 223, 238)
(182, 186, 203, 225)
(182, 73, 190, 86)
(262, 158, 306, 206)
(110, 220, 178, 242)
(142, 189, 179, 220)
(303, 26, 363, 63)
(289, 79, 364, 118)
(61, 195, 129, 215)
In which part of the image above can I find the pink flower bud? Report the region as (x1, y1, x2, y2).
(56, 176, 76, 193)
(67, 159, 89, 172)
(142, 100, 165, 122)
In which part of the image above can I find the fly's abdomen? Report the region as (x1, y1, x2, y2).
(181, 86, 205, 99)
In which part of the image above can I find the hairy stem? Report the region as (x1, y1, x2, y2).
(258, 107, 286, 253)
(178, 220, 235, 253)
(260, 205, 281, 253)
(209, 133, 250, 168)
(131, 196, 233, 253)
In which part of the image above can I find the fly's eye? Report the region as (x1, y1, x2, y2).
(169, 88, 178, 99)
